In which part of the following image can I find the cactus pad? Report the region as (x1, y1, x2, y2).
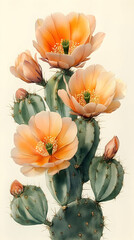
(89, 157, 124, 202)
(50, 198, 104, 240)
(10, 185, 48, 225)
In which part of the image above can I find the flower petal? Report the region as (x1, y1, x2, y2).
(54, 136, 78, 160)
(47, 161, 70, 175)
(90, 32, 105, 52)
(69, 68, 85, 95)
(67, 13, 90, 44)
(105, 101, 121, 113)
(83, 65, 105, 91)
(34, 111, 62, 138)
(56, 117, 77, 149)
(21, 165, 46, 176)
(114, 79, 126, 100)
(71, 43, 91, 66)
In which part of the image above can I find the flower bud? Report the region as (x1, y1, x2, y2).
(10, 180, 24, 196)
(10, 51, 45, 85)
(104, 136, 119, 160)
(15, 88, 28, 101)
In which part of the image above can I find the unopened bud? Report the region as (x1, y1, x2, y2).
(10, 180, 24, 197)
(15, 88, 28, 101)
(104, 136, 119, 160)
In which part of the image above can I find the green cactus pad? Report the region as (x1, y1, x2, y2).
(10, 185, 48, 225)
(45, 70, 76, 119)
(75, 118, 97, 166)
(45, 159, 82, 206)
(13, 93, 46, 124)
(89, 157, 124, 202)
(78, 119, 100, 183)
(50, 198, 104, 240)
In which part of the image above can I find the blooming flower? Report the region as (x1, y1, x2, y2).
(33, 12, 105, 69)
(10, 50, 44, 84)
(11, 111, 78, 176)
(10, 180, 24, 196)
(104, 136, 119, 160)
(58, 65, 126, 118)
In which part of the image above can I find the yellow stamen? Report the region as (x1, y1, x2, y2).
(75, 90, 99, 106)
(36, 136, 58, 156)
(51, 39, 80, 55)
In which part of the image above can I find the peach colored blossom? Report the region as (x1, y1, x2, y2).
(104, 136, 119, 160)
(33, 13, 105, 69)
(11, 111, 78, 176)
(15, 88, 28, 100)
(10, 180, 24, 196)
(10, 50, 44, 84)
(58, 65, 126, 118)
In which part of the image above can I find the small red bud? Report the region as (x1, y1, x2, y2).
(10, 180, 24, 196)
(104, 136, 119, 160)
(15, 88, 28, 100)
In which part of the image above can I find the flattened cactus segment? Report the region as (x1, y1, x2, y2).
(10, 185, 48, 225)
(50, 198, 104, 240)
(45, 159, 82, 206)
(89, 157, 124, 202)
(45, 70, 76, 119)
(13, 93, 46, 124)
(77, 119, 100, 183)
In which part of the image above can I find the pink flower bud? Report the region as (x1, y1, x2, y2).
(104, 136, 119, 160)
(15, 88, 28, 100)
(10, 180, 24, 196)
(10, 51, 44, 84)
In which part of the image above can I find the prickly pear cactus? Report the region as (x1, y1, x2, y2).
(89, 157, 124, 202)
(45, 159, 82, 206)
(13, 93, 46, 124)
(10, 185, 48, 225)
(49, 198, 104, 240)
(45, 70, 76, 119)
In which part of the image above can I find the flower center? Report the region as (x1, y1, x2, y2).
(51, 39, 80, 55)
(35, 136, 58, 156)
(75, 90, 99, 106)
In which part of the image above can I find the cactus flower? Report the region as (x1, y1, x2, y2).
(58, 65, 126, 118)
(104, 136, 119, 160)
(10, 180, 23, 196)
(10, 50, 45, 85)
(11, 111, 78, 176)
(15, 88, 28, 100)
(33, 13, 105, 69)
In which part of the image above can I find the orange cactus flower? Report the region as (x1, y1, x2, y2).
(10, 50, 44, 84)
(11, 111, 78, 176)
(33, 12, 105, 69)
(104, 136, 119, 160)
(58, 65, 126, 118)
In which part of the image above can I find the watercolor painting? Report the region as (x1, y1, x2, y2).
(1, 0, 134, 239)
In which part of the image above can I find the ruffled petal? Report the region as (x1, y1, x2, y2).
(67, 12, 90, 44)
(33, 111, 62, 138)
(69, 68, 85, 95)
(47, 161, 70, 175)
(21, 165, 46, 176)
(56, 117, 77, 149)
(54, 137, 78, 160)
(105, 101, 121, 113)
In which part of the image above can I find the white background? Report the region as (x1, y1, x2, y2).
(0, 0, 134, 239)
